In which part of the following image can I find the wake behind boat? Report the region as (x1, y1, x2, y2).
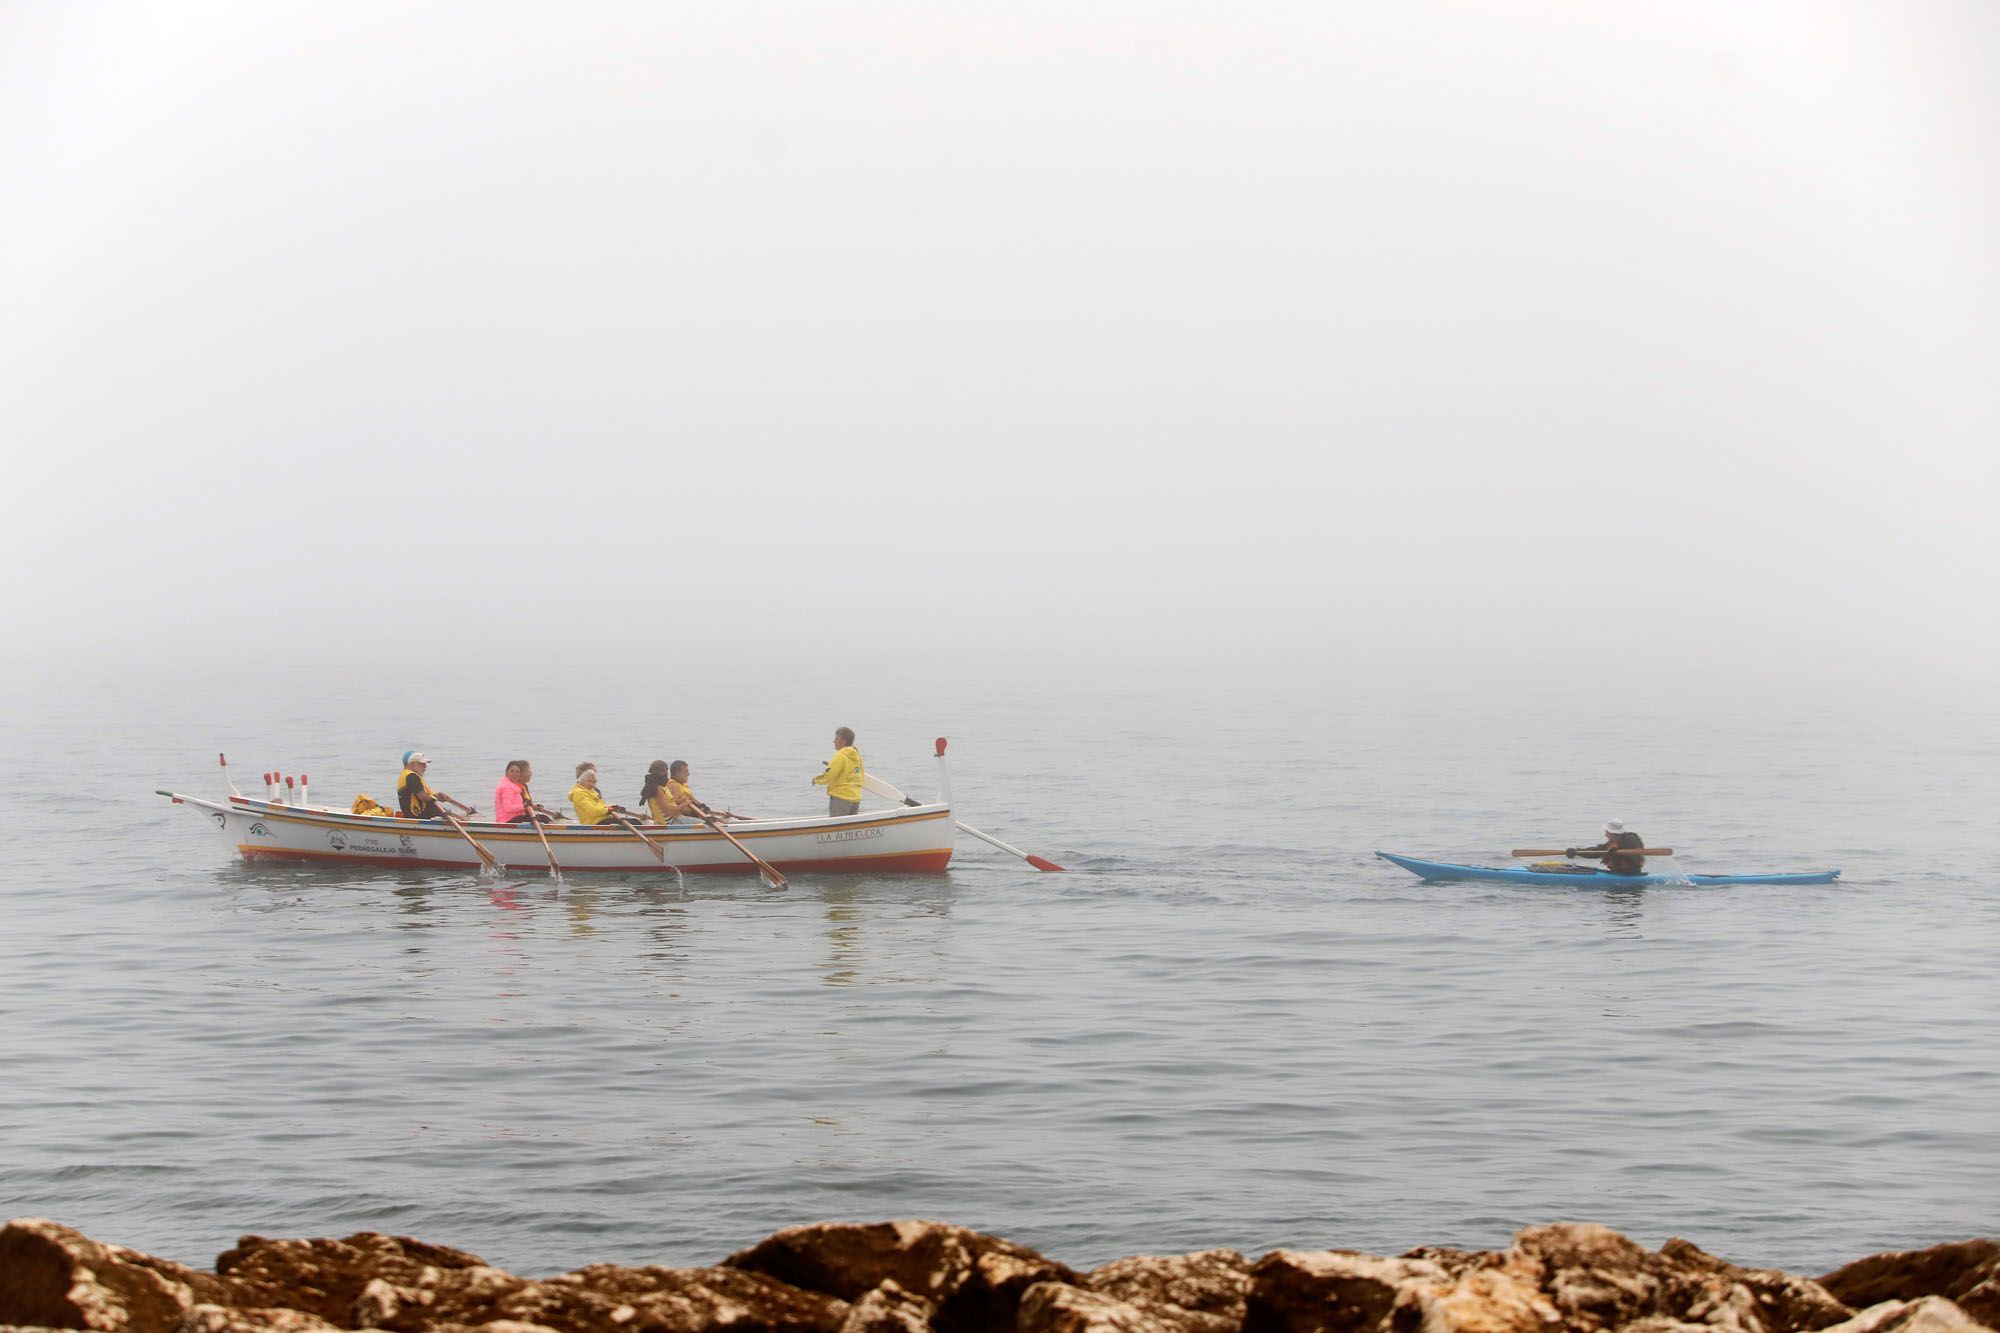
(162, 749, 958, 875)
(1376, 851, 1841, 887)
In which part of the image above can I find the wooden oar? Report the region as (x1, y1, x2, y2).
(520, 790, 562, 878)
(438, 810, 504, 874)
(605, 811, 669, 866)
(1511, 847, 1676, 858)
(861, 772, 1065, 872)
(703, 816, 787, 888)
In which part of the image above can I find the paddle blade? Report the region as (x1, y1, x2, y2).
(1025, 855, 1067, 873)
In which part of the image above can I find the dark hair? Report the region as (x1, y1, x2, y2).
(640, 761, 669, 804)
(835, 726, 855, 746)
(506, 758, 529, 776)
(670, 760, 689, 778)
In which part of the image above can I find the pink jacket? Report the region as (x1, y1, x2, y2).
(493, 779, 528, 823)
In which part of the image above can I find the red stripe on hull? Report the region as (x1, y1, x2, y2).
(237, 846, 954, 874)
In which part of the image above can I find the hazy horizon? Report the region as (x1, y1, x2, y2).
(3, 2, 1995, 697)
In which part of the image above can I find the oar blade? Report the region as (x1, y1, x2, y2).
(1025, 854, 1067, 872)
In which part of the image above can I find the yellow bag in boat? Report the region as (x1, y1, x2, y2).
(351, 794, 395, 818)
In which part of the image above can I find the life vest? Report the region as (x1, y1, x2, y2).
(1603, 831, 1646, 876)
(397, 767, 437, 817)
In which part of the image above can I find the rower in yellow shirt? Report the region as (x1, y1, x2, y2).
(643, 759, 737, 824)
(569, 762, 640, 827)
(811, 727, 865, 816)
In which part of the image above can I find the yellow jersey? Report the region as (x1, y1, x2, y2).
(570, 782, 615, 827)
(812, 746, 864, 802)
(649, 779, 702, 823)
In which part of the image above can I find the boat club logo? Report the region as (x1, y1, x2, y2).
(328, 831, 349, 851)
(398, 835, 415, 854)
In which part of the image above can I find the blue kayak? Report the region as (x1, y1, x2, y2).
(1376, 851, 1841, 887)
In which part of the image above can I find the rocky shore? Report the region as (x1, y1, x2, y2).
(2, 1218, 1995, 1333)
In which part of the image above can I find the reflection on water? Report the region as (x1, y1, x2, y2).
(1598, 885, 1647, 939)
(819, 882, 863, 987)
(563, 885, 600, 939)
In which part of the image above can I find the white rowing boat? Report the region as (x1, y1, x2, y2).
(159, 748, 957, 875)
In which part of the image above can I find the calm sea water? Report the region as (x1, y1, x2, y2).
(2, 664, 1995, 1276)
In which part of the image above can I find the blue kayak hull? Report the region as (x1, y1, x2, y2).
(1376, 851, 1841, 887)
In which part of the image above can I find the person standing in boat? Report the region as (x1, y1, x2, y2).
(1568, 819, 1647, 875)
(494, 760, 557, 825)
(812, 728, 865, 816)
(570, 762, 639, 827)
(396, 751, 464, 820)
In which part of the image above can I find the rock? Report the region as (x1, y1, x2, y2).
(1505, 1222, 1671, 1330)
(1084, 1250, 1251, 1333)
(1244, 1249, 1447, 1333)
(318, 1261, 846, 1333)
(1018, 1282, 1188, 1333)
(174, 1305, 352, 1333)
(1402, 1262, 1562, 1333)
(500, 1264, 847, 1333)
(1820, 1243, 2000, 1330)
(1816, 1297, 1994, 1332)
(0, 1219, 228, 1333)
(1242, 1224, 1866, 1333)
(213, 1234, 487, 1327)
(839, 1281, 934, 1333)
(724, 1221, 1076, 1333)
(1656, 1237, 1853, 1332)
(1396, 1250, 1490, 1281)
(6, 1217, 1998, 1333)
(1498, 1221, 1865, 1332)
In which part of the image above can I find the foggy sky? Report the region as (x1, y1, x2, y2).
(3, 2, 1996, 691)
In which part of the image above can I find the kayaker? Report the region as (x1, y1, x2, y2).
(812, 727, 865, 816)
(570, 762, 639, 827)
(396, 751, 464, 820)
(1568, 819, 1647, 875)
(494, 760, 557, 825)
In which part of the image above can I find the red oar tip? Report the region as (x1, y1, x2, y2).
(935, 737, 948, 755)
(218, 753, 228, 765)
(1026, 855, 1067, 873)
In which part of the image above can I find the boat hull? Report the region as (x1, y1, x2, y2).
(1375, 851, 1840, 887)
(169, 794, 955, 874)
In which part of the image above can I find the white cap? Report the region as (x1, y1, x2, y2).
(404, 751, 430, 766)
(1603, 818, 1626, 836)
